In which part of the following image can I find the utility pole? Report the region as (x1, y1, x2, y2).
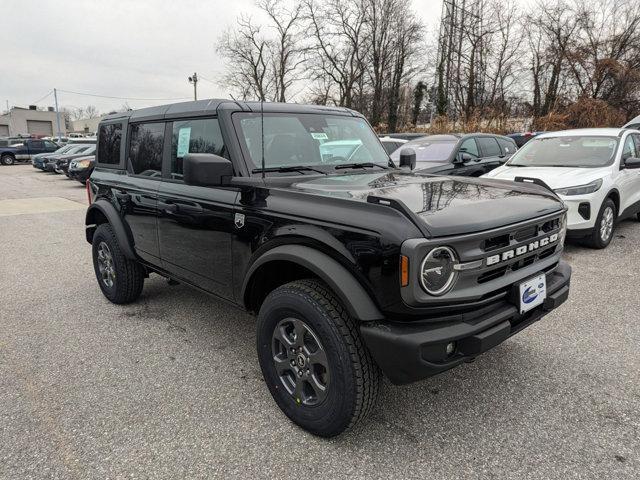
(6, 100, 11, 136)
(188, 73, 198, 101)
(53, 88, 63, 141)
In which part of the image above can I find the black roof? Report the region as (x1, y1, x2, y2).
(102, 99, 358, 123)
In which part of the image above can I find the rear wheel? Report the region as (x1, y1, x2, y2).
(1, 154, 15, 166)
(92, 224, 145, 303)
(585, 198, 616, 249)
(256, 279, 381, 437)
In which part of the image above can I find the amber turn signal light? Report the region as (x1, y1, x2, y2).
(400, 255, 409, 287)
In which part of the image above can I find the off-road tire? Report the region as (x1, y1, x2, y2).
(92, 223, 144, 304)
(585, 198, 616, 249)
(1, 154, 15, 166)
(257, 279, 381, 437)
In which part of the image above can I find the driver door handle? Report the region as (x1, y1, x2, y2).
(158, 200, 203, 214)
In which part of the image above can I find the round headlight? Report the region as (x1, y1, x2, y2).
(420, 247, 458, 296)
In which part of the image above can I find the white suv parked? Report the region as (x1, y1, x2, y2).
(483, 128, 640, 248)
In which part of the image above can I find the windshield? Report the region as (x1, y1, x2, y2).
(508, 136, 618, 168)
(390, 141, 456, 163)
(55, 145, 75, 154)
(233, 112, 389, 172)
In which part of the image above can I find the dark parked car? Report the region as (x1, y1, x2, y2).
(68, 155, 95, 183)
(390, 133, 517, 177)
(383, 132, 429, 141)
(32, 144, 79, 169)
(54, 145, 97, 175)
(86, 100, 570, 437)
(507, 131, 545, 147)
(0, 138, 60, 165)
(42, 144, 95, 172)
(378, 136, 409, 155)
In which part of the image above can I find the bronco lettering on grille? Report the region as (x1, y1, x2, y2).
(486, 233, 558, 266)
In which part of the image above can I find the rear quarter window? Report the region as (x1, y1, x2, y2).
(97, 123, 123, 166)
(498, 138, 517, 155)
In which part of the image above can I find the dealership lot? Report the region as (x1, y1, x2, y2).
(1, 165, 638, 479)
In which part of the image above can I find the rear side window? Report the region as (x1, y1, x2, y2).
(128, 122, 165, 177)
(97, 123, 122, 165)
(498, 138, 517, 155)
(170, 118, 226, 180)
(477, 137, 501, 157)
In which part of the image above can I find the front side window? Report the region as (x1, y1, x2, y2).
(633, 134, 640, 156)
(508, 136, 618, 168)
(31, 140, 44, 149)
(234, 113, 388, 172)
(170, 118, 226, 180)
(477, 137, 501, 157)
(128, 122, 165, 177)
(97, 123, 122, 165)
(460, 138, 479, 157)
(45, 141, 58, 149)
(621, 135, 636, 161)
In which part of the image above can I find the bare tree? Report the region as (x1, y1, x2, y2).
(217, 15, 272, 100)
(303, 0, 369, 108)
(387, 10, 424, 131)
(259, 0, 306, 102)
(85, 105, 99, 118)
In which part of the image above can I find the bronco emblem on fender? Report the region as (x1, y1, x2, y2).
(234, 213, 245, 229)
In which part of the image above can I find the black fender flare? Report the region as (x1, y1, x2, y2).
(242, 245, 384, 321)
(85, 199, 136, 259)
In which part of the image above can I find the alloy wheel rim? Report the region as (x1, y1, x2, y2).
(97, 242, 116, 288)
(600, 206, 614, 242)
(271, 317, 330, 406)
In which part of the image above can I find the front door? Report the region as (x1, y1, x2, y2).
(157, 117, 237, 299)
(452, 137, 485, 176)
(618, 133, 640, 217)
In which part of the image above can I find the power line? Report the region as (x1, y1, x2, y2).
(197, 74, 218, 85)
(56, 89, 191, 101)
(30, 90, 54, 105)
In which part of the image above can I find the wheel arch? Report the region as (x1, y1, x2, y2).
(85, 199, 136, 259)
(606, 188, 620, 216)
(242, 245, 384, 322)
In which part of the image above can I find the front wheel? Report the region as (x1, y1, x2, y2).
(1, 154, 15, 166)
(585, 198, 616, 249)
(257, 279, 381, 437)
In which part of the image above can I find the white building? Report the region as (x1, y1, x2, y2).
(70, 115, 105, 135)
(0, 106, 66, 137)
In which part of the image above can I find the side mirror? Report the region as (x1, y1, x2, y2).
(399, 148, 416, 170)
(453, 152, 472, 164)
(622, 157, 640, 169)
(183, 153, 233, 186)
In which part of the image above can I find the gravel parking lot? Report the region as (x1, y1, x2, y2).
(1, 164, 638, 479)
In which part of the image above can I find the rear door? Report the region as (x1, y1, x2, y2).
(476, 136, 504, 174)
(157, 117, 237, 300)
(117, 121, 165, 262)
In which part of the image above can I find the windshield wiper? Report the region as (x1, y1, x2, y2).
(252, 165, 327, 175)
(334, 162, 389, 170)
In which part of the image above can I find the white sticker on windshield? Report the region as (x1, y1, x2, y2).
(177, 127, 192, 157)
(311, 132, 328, 140)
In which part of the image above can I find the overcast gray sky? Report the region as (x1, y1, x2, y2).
(2, 0, 441, 114)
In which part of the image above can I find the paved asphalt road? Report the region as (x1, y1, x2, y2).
(1, 165, 638, 479)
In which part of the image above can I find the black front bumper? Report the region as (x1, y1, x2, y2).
(360, 261, 571, 385)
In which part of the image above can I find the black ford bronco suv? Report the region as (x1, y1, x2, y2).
(86, 100, 571, 437)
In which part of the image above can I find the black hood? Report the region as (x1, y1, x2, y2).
(287, 171, 563, 237)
